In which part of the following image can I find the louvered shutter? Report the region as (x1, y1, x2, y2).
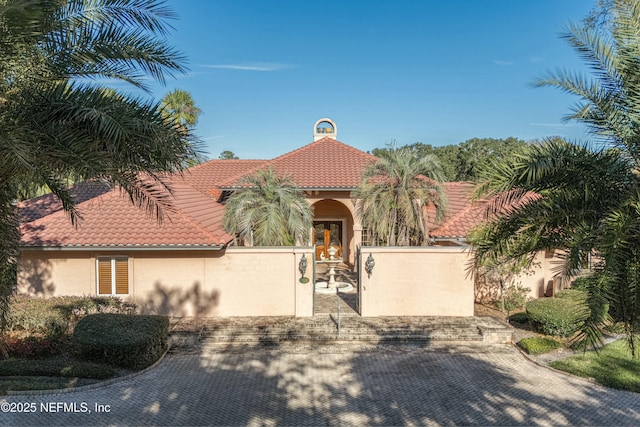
(98, 258, 112, 295)
(114, 258, 129, 294)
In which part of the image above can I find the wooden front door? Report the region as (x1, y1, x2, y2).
(313, 221, 343, 261)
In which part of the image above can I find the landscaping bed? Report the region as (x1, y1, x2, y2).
(0, 296, 166, 394)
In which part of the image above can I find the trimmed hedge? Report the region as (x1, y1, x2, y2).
(8, 295, 136, 338)
(518, 337, 562, 355)
(525, 290, 588, 337)
(4, 296, 137, 359)
(508, 312, 528, 324)
(73, 314, 169, 370)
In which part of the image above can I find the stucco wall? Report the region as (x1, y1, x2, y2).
(18, 247, 315, 317)
(358, 246, 474, 316)
(474, 250, 566, 302)
(18, 251, 96, 296)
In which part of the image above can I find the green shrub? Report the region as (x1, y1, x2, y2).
(7, 296, 137, 338)
(501, 285, 530, 316)
(570, 276, 593, 291)
(526, 291, 588, 337)
(518, 336, 562, 355)
(555, 289, 587, 300)
(4, 334, 65, 359)
(509, 312, 528, 324)
(73, 314, 169, 370)
(8, 297, 70, 337)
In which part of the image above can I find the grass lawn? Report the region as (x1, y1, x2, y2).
(550, 339, 640, 393)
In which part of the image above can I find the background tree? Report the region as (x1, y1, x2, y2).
(0, 0, 197, 338)
(355, 147, 446, 246)
(160, 88, 202, 130)
(455, 137, 528, 181)
(160, 89, 202, 167)
(372, 137, 528, 182)
(222, 167, 313, 246)
(473, 0, 640, 354)
(219, 150, 239, 160)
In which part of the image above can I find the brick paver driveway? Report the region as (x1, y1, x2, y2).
(1, 343, 638, 426)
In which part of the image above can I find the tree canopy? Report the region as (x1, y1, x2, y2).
(222, 167, 313, 246)
(160, 88, 202, 130)
(0, 0, 198, 330)
(473, 0, 640, 354)
(355, 147, 446, 246)
(372, 137, 528, 182)
(219, 150, 239, 160)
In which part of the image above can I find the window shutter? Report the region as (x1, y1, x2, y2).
(98, 258, 112, 295)
(114, 258, 129, 294)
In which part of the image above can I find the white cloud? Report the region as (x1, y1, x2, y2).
(202, 63, 291, 72)
(492, 60, 514, 66)
(529, 56, 545, 63)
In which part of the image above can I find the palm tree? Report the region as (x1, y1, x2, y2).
(0, 0, 197, 332)
(222, 167, 313, 246)
(160, 89, 202, 130)
(354, 147, 446, 246)
(474, 0, 640, 354)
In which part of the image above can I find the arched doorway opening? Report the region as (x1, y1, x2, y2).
(310, 199, 355, 264)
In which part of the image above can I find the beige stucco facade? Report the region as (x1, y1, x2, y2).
(358, 246, 475, 317)
(474, 249, 568, 303)
(18, 247, 315, 317)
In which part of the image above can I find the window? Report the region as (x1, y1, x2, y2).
(580, 251, 593, 270)
(97, 257, 129, 295)
(361, 228, 371, 247)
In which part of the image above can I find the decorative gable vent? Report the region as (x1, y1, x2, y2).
(314, 118, 337, 141)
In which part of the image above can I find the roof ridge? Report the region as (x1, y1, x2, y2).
(186, 157, 264, 173)
(271, 137, 378, 163)
(164, 200, 228, 244)
(163, 179, 232, 243)
(215, 160, 274, 189)
(22, 186, 119, 227)
(214, 137, 378, 189)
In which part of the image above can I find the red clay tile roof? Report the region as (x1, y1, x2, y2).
(19, 179, 233, 248)
(216, 137, 378, 190)
(184, 159, 267, 197)
(19, 137, 531, 247)
(429, 182, 483, 239)
(19, 181, 112, 224)
(428, 183, 540, 239)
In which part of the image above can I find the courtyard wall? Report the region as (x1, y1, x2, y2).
(18, 247, 315, 317)
(358, 246, 474, 316)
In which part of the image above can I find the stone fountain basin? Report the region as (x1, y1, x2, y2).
(314, 281, 354, 294)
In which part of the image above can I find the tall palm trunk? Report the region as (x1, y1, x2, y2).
(0, 181, 19, 358)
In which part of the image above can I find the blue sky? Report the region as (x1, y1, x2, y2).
(144, 0, 595, 159)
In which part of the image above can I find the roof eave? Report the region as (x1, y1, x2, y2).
(19, 244, 227, 252)
(220, 186, 360, 192)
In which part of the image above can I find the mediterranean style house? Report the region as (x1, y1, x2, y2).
(16, 119, 561, 317)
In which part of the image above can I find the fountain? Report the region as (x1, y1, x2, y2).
(314, 246, 354, 294)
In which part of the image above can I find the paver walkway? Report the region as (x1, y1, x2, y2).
(1, 342, 639, 426)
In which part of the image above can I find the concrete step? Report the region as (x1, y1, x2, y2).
(168, 315, 512, 348)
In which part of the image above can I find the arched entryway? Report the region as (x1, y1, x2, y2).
(310, 198, 361, 316)
(310, 199, 356, 264)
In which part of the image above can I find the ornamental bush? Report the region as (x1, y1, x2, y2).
(508, 312, 529, 324)
(73, 314, 169, 370)
(518, 336, 562, 355)
(525, 291, 588, 337)
(7, 295, 137, 338)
